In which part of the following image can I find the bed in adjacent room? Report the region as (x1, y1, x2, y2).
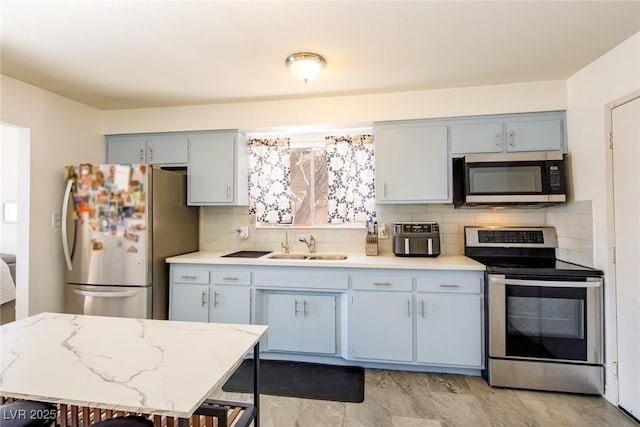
(1, 254, 16, 324)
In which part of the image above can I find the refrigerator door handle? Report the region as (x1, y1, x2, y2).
(61, 179, 73, 271)
(72, 289, 138, 298)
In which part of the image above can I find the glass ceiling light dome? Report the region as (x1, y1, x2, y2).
(285, 52, 326, 83)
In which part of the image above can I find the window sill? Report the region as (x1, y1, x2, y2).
(255, 223, 367, 230)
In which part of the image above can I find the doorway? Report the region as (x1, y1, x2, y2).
(0, 123, 30, 322)
(610, 94, 640, 419)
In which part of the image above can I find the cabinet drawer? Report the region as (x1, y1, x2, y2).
(416, 272, 482, 294)
(352, 275, 412, 292)
(172, 268, 210, 284)
(212, 270, 251, 286)
(254, 268, 348, 290)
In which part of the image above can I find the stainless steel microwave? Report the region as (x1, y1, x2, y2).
(452, 152, 567, 207)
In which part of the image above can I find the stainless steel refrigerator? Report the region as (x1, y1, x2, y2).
(62, 164, 198, 319)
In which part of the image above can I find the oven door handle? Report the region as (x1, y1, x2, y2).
(490, 277, 602, 288)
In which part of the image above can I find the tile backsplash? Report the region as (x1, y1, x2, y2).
(200, 200, 594, 265)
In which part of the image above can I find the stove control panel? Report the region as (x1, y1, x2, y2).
(464, 226, 558, 248)
(478, 230, 544, 244)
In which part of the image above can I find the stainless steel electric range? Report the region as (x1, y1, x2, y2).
(464, 226, 604, 395)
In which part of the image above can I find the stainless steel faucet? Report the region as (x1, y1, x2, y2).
(299, 235, 316, 253)
(281, 232, 290, 253)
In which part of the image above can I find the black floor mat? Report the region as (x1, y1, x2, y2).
(222, 360, 365, 403)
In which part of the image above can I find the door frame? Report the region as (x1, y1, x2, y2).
(604, 90, 640, 409)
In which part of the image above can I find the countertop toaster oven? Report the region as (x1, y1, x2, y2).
(392, 222, 441, 257)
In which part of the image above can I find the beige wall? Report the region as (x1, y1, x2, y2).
(566, 31, 640, 403)
(102, 80, 567, 134)
(0, 75, 103, 318)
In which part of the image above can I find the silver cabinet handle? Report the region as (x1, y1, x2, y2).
(373, 282, 392, 286)
(303, 300, 308, 316)
(420, 300, 425, 318)
(509, 130, 515, 147)
(407, 300, 411, 317)
(440, 284, 460, 288)
(383, 182, 388, 198)
(201, 290, 207, 306)
(139, 147, 145, 161)
(213, 291, 219, 307)
(226, 185, 232, 200)
(148, 147, 154, 161)
(294, 299, 300, 316)
(181, 275, 198, 280)
(222, 276, 239, 281)
(496, 131, 501, 147)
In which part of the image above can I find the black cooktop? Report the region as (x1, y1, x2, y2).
(473, 257, 604, 279)
(221, 250, 272, 258)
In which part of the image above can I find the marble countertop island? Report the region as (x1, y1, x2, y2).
(166, 251, 486, 271)
(0, 312, 268, 418)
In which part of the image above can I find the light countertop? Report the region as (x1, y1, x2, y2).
(166, 251, 486, 271)
(0, 312, 268, 418)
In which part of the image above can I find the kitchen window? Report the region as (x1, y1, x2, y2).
(248, 131, 375, 227)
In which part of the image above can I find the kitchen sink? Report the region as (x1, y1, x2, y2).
(307, 254, 348, 260)
(265, 253, 348, 261)
(267, 253, 309, 260)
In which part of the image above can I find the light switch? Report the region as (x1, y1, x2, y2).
(51, 212, 62, 227)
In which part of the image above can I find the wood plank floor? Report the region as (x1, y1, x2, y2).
(213, 369, 638, 426)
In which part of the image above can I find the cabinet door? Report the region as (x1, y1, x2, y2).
(210, 285, 250, 324)
(375, 123, 449, 203)
(169, 283, 209, 322)
(450, 121, 503, 154)
(188, 133, 236, 205)
(299, 295, 336, 354)
(266, 294, 302, 352)
(146, 134, 188, 165)
(106, 136, 146, 164)
(505, 118, 564, 152)
(416, 293, 482, 367)
(350, 291, 413, 362)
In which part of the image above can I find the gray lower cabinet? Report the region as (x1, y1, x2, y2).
(350, 270, 484, 368)
(350, 291, 413, 361)
(169, 265, 250, 324)
(169, 262, 483, 369)
(170, 282, 210, 322)
(265, 293, 336, 354)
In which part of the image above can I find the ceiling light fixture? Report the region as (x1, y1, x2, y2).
(285, 52, 326, 83)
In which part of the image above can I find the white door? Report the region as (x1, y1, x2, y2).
(299, 295, 336, 354)
(612, 95, 640, 418)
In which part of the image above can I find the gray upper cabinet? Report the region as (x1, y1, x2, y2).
(450, 120, 503, 154)
(450, 111, 566, 155)
(106, 134, 188, 165)
(374, 121, 450, 204)
(187, 131, 248, 206)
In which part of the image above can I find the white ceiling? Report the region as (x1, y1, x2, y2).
(1, 1, 639, 110)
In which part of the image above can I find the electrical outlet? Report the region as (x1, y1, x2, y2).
(378, 223, 389, 239)
(51, 212, 62, 228)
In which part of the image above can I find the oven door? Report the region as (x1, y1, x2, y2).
(488, 275, 603, 364)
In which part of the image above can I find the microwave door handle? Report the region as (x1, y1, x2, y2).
(490, 277, 602, 288)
